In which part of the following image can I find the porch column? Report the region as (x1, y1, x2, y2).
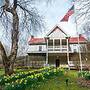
(60, 39, 62, 51)
(46, 39, 48, 65)
(53, 39, 55, 51)
(85, 44, 88, 61)
(67, 38, 70, 70)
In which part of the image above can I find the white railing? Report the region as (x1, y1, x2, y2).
(48, 46, 67, 52)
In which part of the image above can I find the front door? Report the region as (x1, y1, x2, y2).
(55, 59, 60, 68)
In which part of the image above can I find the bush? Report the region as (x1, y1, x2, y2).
(78, 71, 90, 80)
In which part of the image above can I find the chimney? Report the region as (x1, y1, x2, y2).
(31, 35, 34, 38)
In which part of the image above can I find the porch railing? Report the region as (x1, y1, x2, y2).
(48, 46, 67, 52)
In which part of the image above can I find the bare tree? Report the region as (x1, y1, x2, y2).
(0, 0, 51, 75)
(82, 22, 90, 41)
(75, 0, 90, 31)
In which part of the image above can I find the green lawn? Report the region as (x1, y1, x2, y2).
(26, 70, 89, 90)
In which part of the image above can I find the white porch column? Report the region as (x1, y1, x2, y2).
(85, 44, 88, 61)
(78, 44, 82, 71)
(46, 39, 48, 65)
(53, 39, 55, 51)
(60, 39, 62, 51)
(67, 38, 70, 70)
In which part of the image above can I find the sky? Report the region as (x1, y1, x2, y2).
(0, 0, 77, 39)
(35, 0, 77, 37)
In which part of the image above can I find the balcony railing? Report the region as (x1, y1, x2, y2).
(48, 46, 67, 52)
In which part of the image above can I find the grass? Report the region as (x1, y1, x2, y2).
(26, 70, 90, 90)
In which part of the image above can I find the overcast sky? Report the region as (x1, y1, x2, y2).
(36, 0, 77, 36)
(0, 0, 77, 39)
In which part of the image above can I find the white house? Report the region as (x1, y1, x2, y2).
(27, 25, 87, 69)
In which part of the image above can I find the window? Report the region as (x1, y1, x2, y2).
(39, 46, 42, 51)
(74, 49, 77, 52)
(48, 39, 53, 46)
(62, 39, 67, 45)
(55, 39, 60, 46)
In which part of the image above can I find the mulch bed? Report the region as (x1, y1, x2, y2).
(77, 78, 90, 88)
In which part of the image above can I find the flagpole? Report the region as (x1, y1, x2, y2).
(74, 2, 83, 72)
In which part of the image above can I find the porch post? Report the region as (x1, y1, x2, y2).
(85, 43, 88, 60)
(46, 38, 48, 65)
(67, 38, 70, 70)
(60, 39, 62, 52)
(53, 39, 55, 51)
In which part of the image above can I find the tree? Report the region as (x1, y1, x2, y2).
(0, 0, 51, 75)
(75, 0, 90, 36)
(82, 22, 90, 41)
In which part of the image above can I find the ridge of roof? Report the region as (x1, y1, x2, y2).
(46, 25, 68, 37)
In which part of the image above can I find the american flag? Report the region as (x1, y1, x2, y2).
(60, 5, 74, 22)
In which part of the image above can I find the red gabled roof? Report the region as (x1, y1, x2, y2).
(69, 35, 86, 44)
(28, 37, 45, 45)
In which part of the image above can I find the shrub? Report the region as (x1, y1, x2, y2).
(78, 71, 90, 80)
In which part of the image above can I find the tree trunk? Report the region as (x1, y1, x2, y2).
(1, 0, 19, 75)
(0, 41, 11, 75)
(8, 9, 19, 74)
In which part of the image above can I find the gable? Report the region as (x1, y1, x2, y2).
(47, 26, 68, 39)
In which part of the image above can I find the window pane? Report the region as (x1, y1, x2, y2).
(39, 46, 42, 51)
(55, 39, 60, 46)
(48, 39, 53, 46)
(62, 39, 67, 45)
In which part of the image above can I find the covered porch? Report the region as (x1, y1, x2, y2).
(48, 53, 68, 67)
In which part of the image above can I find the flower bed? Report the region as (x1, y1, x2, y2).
(78, 71, 90, 80)
(0, 67, 54, 86)
(78, 71, 90, 87)
(78, 78, 90, 88)
(0, 67, 64, 90)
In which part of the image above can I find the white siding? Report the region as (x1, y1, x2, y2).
(49, 28, 67, 39)
(28, 45, 46, 52)
(70, 44, 79, 52)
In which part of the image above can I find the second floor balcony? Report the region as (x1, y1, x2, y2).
(48, 45, 68, 52)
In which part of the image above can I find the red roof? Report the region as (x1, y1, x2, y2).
(28, 35, 86, 45)
(28, 37, 45, 45)
(69, 36, 86, 44)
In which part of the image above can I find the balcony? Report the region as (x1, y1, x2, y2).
(48, 45, 68, 53)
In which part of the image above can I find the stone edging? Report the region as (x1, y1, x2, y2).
(77, 78, 90, 88)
